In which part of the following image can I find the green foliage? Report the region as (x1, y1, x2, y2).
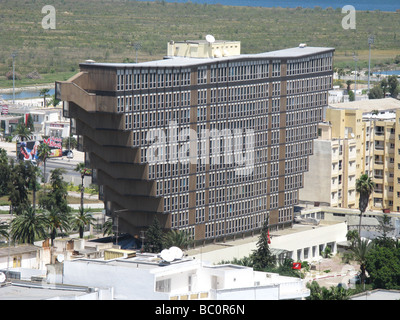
(251, 222, 275, 271)
(12, 123, 31, 142)
(368, 84, 384, 99)
(10, 206, 48, 244)
(306, 281, 351, 300)
(144, 217, 164, 253)
(8, 161, 30, 215)
(0, 0, 399, 83)
(39, 168, 70, 215)
(350, 238, 375, 286)
(72, 206, 95, 239)
(162, 229, 193, 250)
(0, 148, 11, 197)
(365, 245, 400, 289)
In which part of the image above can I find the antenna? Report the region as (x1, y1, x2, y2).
(206, 34, 215, 44)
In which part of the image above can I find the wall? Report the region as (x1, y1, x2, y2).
(299, 140, 332, 204)
(63, 259, 169, 300)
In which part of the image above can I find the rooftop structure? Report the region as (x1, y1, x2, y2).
(62, 253, 310, 300)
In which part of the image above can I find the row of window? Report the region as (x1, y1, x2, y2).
(287, 75, 332, 95)
(287, 53, 333, 76)
(117, 68, 191, 91)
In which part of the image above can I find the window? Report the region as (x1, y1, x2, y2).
(155, 278, 171, 292)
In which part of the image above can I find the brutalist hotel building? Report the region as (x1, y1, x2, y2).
(56, 40, 334, 242)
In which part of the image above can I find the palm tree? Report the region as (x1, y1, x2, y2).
(74, 163, 91, 209)
(10, 206, 48, 244)
(350, 238, 374, 288)
(37, 143, 51, 184)
(25, 162, 41, 212)
(0, 221, 9, 240)
(103, 218, 113, 237)
(72, 207, 95, 238)
(356, 174, 374, 235)
(39, 88, 50, 108)
(12, 123, 31, 142)
(46, 208, 71, 246)
(163, 229, 193, 250)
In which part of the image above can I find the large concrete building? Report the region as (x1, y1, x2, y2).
(56, 40, 334, 242)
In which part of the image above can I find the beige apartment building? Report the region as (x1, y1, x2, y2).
(301, 98, 400, 212)
(299, 122, 357, 208)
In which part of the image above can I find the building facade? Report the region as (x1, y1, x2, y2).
(56, 42, 334, 241)
(303, 98, 400, 212)
(300, 122, 357, 208)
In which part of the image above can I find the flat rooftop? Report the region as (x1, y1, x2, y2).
(80, 46, 335, 69)
(0, 281, 92, 300)
(329, 98, 400, 113)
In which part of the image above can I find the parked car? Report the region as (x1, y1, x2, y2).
(62, 149, 74, 158)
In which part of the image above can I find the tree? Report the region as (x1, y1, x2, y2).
(346, 229, 359, 247)
(380, 78, 389, 96)
(49, 94, 60, 107)
(74, 163, 92, 209)
(72, 207, 95, 239)
(39, 88, 50, 108)
(365, 245, 400, 289)
(103, 218, 113, 237)
(37, 142, 51, 184)
(251, 221, 275, 271)
(0, 148, 11, 197)
(387, 75, 400, 98)
(12, 123, 31, 142)
(46, 208, 71, 246)
(144, 217, 164, 253)
(355, 174, 374, 235)
(0, 221, 9, 240)
(8, 160, 30, 215)
(26, 114, 35, 132)
(62, 135, 77, 150)
(368, 85, 384, 99)
(306, 281, 351, 300)
(25, 161, 41, 212)
(163, 229, 193, 250)
(350, 238, 375, 287)
(348, 90, 355, 101)
(346, 80, 353, 92)
(10, 206, 48, 244)
(39, 168, 70, 215)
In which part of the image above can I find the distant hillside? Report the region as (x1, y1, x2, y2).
(0, 0, 399, 87)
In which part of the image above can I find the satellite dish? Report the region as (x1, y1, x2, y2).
(57, 254, 65, 263)
(0, 272, 6, 283)
(160, 249, 174, 262)
(169, 246, 183, 260)
(206, 34, 215, 44)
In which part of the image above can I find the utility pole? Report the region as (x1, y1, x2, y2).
(133, 42, 142, 63)
(11, 51, 18, 104)
(368, 35, 374, 94)
(353, 53, 358, 101)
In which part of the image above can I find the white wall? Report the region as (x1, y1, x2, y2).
(63, 259, 169, 300)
